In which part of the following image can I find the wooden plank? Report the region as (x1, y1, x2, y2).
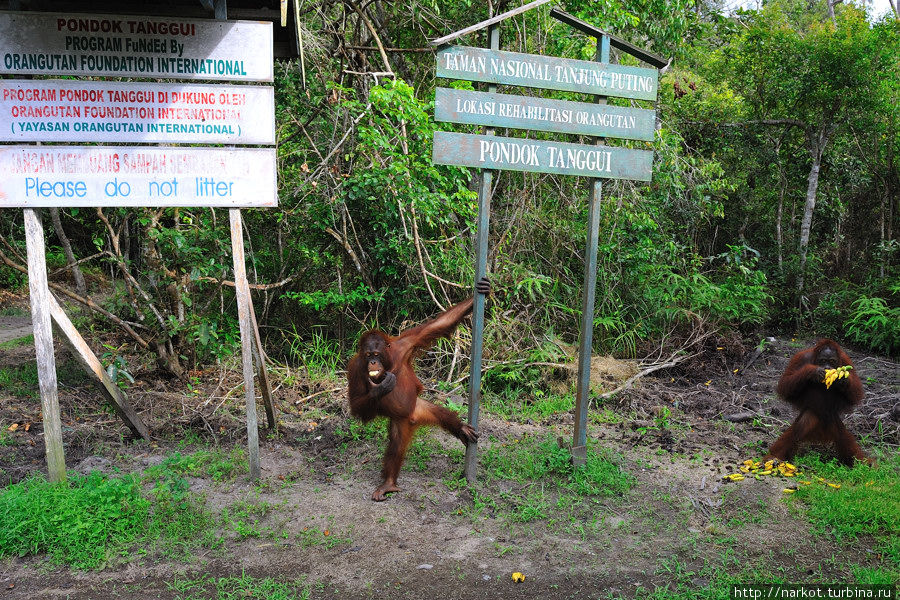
(549, 8, 668, 68)
(230, 208, 261, 480)
(0, 146, 278, 208)
(434, 87, 655, 141)
(0, 11, 274, 81)
(248, 301, 276, 430)
(47, 293, 150, 441)
(436, 46, 658, 101)
(433, 131, 653, 181)
(0, 79, 276, 145)
(24, 208, 66, 482)
(430, 0, 553, 47)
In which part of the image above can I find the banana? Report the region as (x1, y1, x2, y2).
(822, 365, 853, 389)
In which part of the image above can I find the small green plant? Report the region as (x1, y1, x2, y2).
(0, 426, 14, 447)
(100, 344, 135, 388)
(297, 517, 352, 549)
(284, 325, 343, 381)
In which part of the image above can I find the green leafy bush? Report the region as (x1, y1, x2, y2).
(843, 295, 900, 356)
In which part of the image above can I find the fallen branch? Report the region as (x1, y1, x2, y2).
(195, 275, 296, 291)
(593, 354, 691, 401)
(294, 387, 342, 405)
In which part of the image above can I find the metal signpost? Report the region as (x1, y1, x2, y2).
(0, 3, 276, 482)
(432, 4, 665, 478)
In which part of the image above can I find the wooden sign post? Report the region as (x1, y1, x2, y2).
(24, 208, 66, 482)
(0, 3, 277, 481)
(432, 5, 666, 479)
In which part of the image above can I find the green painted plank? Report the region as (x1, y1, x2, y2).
(432, 131, 652, 181)
(434, 87, 655, 141)
(436, 46, 658, 101)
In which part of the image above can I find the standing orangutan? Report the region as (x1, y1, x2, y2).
(347, 278, 490, 501)
(765, 338, 872, 466)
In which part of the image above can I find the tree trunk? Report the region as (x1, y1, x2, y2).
(49, 208, 87, 296)
(776, 185, 784, 274)
(797, 150, 823, 294)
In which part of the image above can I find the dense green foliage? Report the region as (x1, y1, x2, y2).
(0, 0, 896, 372)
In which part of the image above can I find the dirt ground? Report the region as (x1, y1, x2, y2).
(0, 296, 898, 599)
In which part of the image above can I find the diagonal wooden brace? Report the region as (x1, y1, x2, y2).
(47, 293, 150, 441)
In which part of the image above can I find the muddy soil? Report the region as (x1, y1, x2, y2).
(0, 300, 897, 599)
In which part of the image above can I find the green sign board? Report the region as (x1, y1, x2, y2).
(432, 131, 652, 181)
(436, 46, 658, 101)
(435, 87, 655, 142)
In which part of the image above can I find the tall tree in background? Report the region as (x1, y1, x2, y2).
(727, 2, 889, 298)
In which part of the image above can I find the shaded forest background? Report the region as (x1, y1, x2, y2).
(1, 0, 898, 381)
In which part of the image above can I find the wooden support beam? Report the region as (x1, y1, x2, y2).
(47, 293, 150, 441)
(230, 208, 261, 481)
(431, 0, 553, 46)
(248, 302, 276, 430)
(24, 208, 66, 483)
(549, 8, 669, 68)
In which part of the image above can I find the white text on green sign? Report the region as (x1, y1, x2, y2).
(434, 88, 655, 141)
(432, 131, 652, 181)
(436, 46, 658, 101)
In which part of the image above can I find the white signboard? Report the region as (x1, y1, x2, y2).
(0, 146, 278, 207)
(1, 79, 275, 144)
(0, 11, 273, 81)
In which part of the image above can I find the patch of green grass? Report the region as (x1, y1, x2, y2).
(0, 334, 33, 350)
(168, 572, 310, 600)
(499, 485, 552, 522)
(0, 464, 221, 569)
(0, 471, 149, 569)
(297, 516, 352, 549)
(0, 360, 88, 398)
(335, 418, 385, 448)
(144, 448, 248, 483)
(482, 434, 633, 497)
(0, 426, 15, 447)
(220, 500, 277, 540)
(0, 306, 28, 317)
(482, 390, 574, 422)
(851, 565, 898, 585)
(787, 453, 899, 571)
(144, 471, 220, 560)
(406, 431, 446, 472)
(0, 362, 40, 398)
(455, 435, 633, 524)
